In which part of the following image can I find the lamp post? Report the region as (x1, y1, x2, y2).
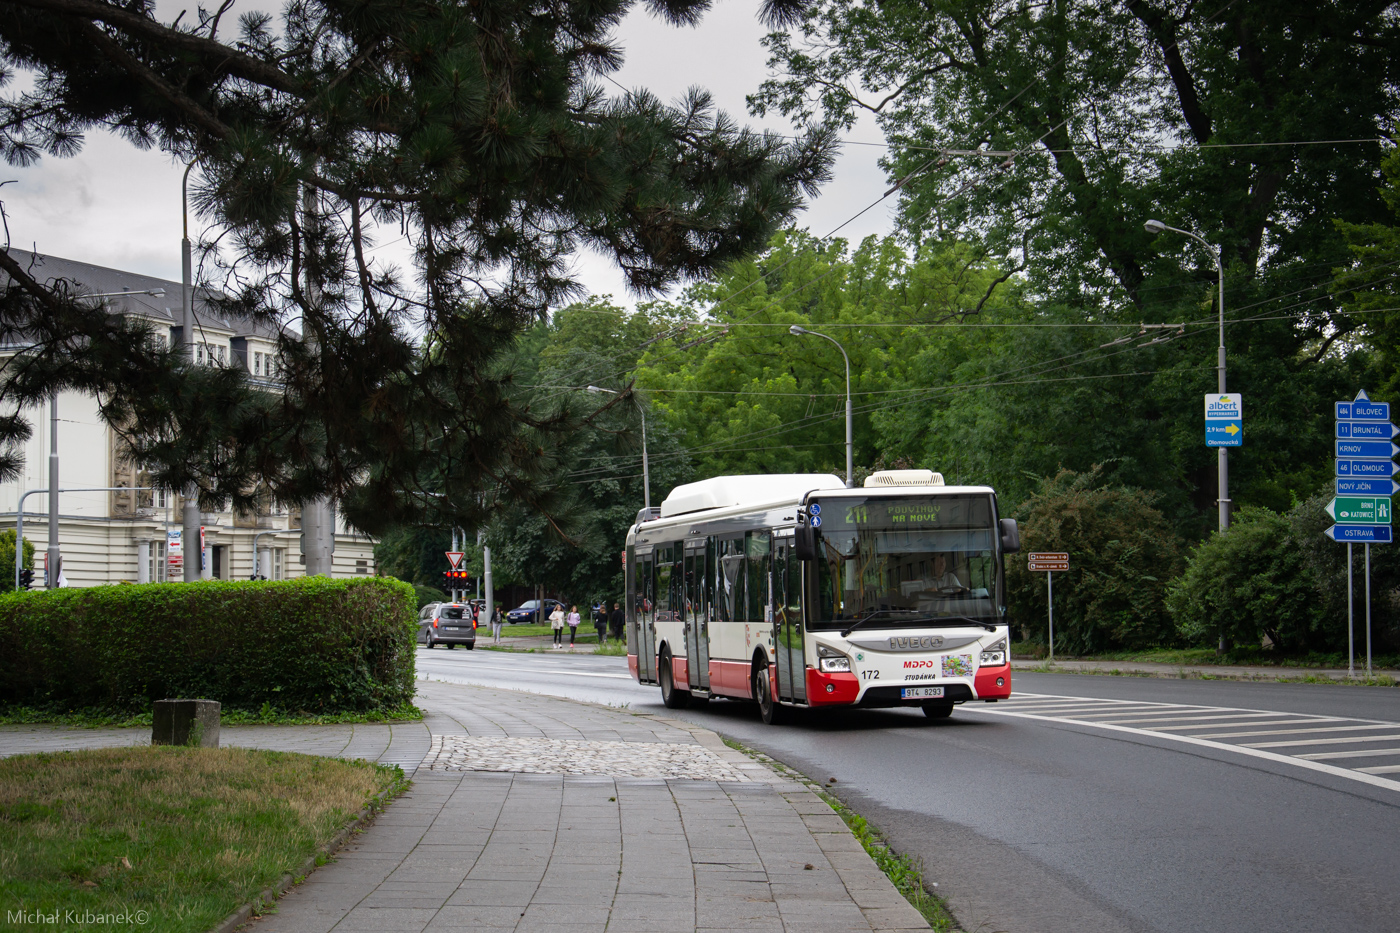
(789, 325, 853, 487)
(1144, 219, 1229, 534)
(585, 386, 650, 512)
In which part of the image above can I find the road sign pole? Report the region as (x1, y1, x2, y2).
(1348, 542, 1354, 679)
(1047, 570, 1054, 663)
(1366, 542, 1372, 679)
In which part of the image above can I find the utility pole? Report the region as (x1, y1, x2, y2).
(45, 393, 59, 587)
(298, 181, 335, 576)
(180, 161, 203, 581)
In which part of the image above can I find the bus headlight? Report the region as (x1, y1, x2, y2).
(980, 638, 1007, 666)
(817, 644, 852, 673)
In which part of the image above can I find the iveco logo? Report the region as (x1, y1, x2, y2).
(890, 636, 944, 650)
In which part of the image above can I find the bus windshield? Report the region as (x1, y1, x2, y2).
(809, 494, 1000, 630)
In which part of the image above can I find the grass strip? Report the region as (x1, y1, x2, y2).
(719, 737, 959, 931)
(0, 745, 405, 932)
(0, 702, 424, 728)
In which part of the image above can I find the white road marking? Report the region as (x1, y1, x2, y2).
(972, 693, 1400, 795)
(1245, 734, 1400, 748)
(1193, 724, 1400, 739)
(1299, 747, 1400, 761)
(1093, 711, 1285, 725)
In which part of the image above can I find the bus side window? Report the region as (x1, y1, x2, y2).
(655, 546, 672, 621)
(718, 537, 742, 623)
(745, 530, 770, 624)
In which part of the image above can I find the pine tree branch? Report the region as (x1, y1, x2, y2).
(6, 0, 304, 96)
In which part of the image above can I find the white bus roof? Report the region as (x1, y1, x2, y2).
(659, 474, 845, 518)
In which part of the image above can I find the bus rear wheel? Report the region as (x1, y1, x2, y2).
(922, 701, 954, 719)
(659, 652, 690, 709)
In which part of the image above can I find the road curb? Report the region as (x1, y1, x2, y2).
(207, 769, 409, 933)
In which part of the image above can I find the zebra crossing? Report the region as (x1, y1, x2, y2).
(968, 692, 1400, 790)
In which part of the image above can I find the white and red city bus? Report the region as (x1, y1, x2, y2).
(624, 470, 1018, 723)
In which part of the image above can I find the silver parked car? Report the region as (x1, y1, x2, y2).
(418, 602, 477, 649)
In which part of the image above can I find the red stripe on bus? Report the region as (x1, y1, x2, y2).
(673, 656, 688, 686)
(708, 659, 752, 699)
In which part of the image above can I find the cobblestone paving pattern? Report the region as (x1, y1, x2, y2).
(422, 734, 748, 781)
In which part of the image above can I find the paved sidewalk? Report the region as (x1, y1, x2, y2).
(1012, 656, 1400, 683)
(0, 681, 931, 933)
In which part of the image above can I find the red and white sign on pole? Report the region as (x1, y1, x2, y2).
(446, 551, 465, 570)
(1027, 553, 1070, 661)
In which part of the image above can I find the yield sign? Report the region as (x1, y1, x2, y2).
(446, 551, 465, 569)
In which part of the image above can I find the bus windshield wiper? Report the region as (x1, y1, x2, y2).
(840, 609, 920, 638)
(934, 615, 998, 632)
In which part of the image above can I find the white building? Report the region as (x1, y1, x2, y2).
(0, 251, 376, 585)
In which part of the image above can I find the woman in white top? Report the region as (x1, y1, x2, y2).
(549, 604, 566, 647)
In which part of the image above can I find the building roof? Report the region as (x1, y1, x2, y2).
(2, 250, 285, 341)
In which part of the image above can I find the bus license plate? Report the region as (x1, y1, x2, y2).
(901, 687, 944, 699)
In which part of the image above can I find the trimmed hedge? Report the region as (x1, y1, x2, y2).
(0, 577, 417, 713)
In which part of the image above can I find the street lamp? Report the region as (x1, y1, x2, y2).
(586, 386, 650, 512)
(789, 325, 853, 488)
(1144, 219, 1229, 534)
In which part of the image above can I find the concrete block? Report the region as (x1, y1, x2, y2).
(151, 698, 220, 747)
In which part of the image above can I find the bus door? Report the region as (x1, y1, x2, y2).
(684, 540, 711, 691)
(774, 535, 807, 703)
(634, 546, 657, 683)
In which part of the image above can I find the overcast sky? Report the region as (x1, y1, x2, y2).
(0, 0, 897, 308)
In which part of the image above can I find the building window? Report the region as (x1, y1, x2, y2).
(253, 351, 263, 376)
(356, 559, 368, 576)
(195, 344, 205, 365)
(272, 549, 284, 580)
(216, 345, 225, 364)
(148, 541, 167, 583)
(155, 487, 169, 509)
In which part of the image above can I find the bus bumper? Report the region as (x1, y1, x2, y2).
(974, 663, 1012, 699)
(806, 669, 860, 705)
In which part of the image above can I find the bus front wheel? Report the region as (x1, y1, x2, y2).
(755, 661, 788, 725)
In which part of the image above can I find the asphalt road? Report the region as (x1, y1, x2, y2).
(417, 647, 1400, 933)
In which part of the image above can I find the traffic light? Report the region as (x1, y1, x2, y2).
(442, 569, 471, 591)
(17, 568, 33, 591)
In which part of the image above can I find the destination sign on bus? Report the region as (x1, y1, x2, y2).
(816, 495, 990, 532)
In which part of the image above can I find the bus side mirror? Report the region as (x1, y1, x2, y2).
(794, 523, 817, 560)
(999, 518, 1021, 554)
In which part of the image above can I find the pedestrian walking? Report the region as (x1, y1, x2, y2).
(549, 604, 565, 647)
(491, 605, 504, 643)
(609, 601, 625, 642)
(567, 605, 581, 646)
(593, 603, 608, 644)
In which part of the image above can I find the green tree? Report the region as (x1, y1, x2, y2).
(753, 0, 1399, 308)
(0, 530, 35, 592)
(0, 0, 834, 534)
(1007, 466, 1183, 653)
(637, 229, 1013, 478)
(1166, 507, 1323, 651)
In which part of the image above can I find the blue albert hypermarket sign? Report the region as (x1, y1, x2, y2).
(1204, 393, 1242, 447)
(1329, 390, 1394, 544)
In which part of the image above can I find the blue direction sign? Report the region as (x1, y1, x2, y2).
(1336, 390, 1390, 422)
(1336, 421, 1399, 439)
(1336, 439, 1400, 459)
(1336, 477, 1400, 496)
(1324, 524, 1394, 543)
(1337, 458, 1400, 477)
(1204, 392, 1242, 448)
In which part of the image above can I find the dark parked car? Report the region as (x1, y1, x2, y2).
(505, 599, 564, 624)
(418, 602, 476, 649)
